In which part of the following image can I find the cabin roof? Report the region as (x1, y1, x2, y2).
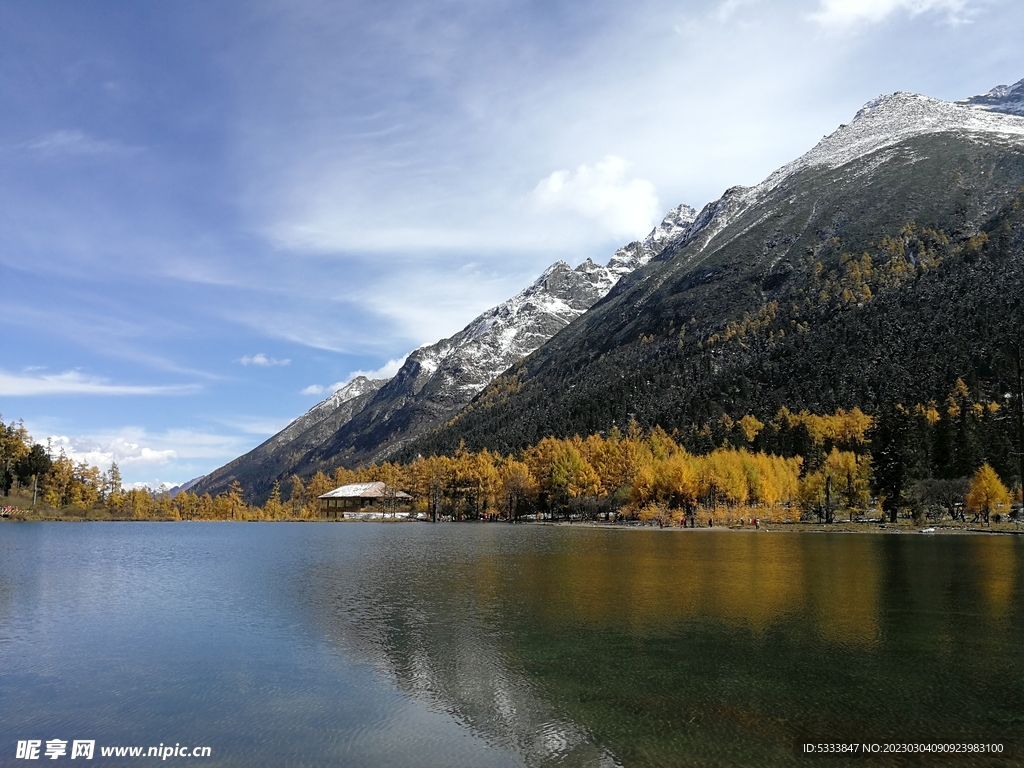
(318, 481, 411, 499)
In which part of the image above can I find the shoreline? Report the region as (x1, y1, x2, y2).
(534, 520, 1024, 535)
(4, 513, 1024, 535)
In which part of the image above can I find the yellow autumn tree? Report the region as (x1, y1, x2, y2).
(631, 458, 657, 507)
(522, 436, 566, 494)
(700, 450, 748, 508)
(655, 451, 697, 510)
(966, 463, 1010, 525)
(42, 453, 75, 508)
(497, 458, 537, 520)
(549, 443, 601, 510)
(264, 481, 286, 519)
(737, 414, 764, 444)
(304, 472, 334, 518)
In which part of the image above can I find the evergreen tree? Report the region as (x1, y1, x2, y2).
(870, 404, 926, 522)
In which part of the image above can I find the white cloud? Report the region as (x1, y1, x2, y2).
(531, 156, 661, 240)
(0, 369, 199, 396)
(346, 355, 408, 382)
(47, 433, 177, 469)
(301, 355, 407, 396)
(812, 0, 972, 27)
(37, 426, 259, 488)
(127, 480, 178, 493)
(237, 352, 291, 366)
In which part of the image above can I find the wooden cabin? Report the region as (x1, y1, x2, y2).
(318, 481, 412, 519)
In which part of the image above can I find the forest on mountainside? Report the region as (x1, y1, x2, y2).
(403, 188, 1024, 469)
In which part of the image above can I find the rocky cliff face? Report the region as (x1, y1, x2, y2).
(193, 205, 697, 502)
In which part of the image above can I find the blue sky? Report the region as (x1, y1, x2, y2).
(2, 0, 1023, 488)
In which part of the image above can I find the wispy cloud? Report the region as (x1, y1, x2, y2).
(812, 0, 973, 27)
(237, 353, 291, 367)
(0, 369, 199, 396)
(26, 129, 140, 157)
(715, 0, 761, 23)
(531, 156, 661, 240)
(213, 415, 295, 436)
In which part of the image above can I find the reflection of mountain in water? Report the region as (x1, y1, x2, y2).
(302, 528, 622, 768)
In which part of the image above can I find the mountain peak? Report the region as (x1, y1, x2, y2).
(606, 204, 699, 273)
(749, 87, 1024, 198)
(959, 77, 1024, 116)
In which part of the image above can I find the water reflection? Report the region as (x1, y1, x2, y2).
(3, 524, 1021, 767)
(300, 526, 1024, 767)
(972, 536, 1019, 618)
(303, 527, 622, 767)
(504, 532, 885, 644)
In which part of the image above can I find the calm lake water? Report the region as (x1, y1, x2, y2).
(1, 523, 1022, 767)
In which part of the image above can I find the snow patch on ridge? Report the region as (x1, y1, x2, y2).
(274, 376, 386, 448)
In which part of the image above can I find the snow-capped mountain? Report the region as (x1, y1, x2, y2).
(672, 84, 1024, 262)
(197, 78, 1024, 503)
(192, 205, 697, 502)
(266, 376, 386, 450)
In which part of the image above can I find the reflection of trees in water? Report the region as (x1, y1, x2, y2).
(300, 527, 1024, 766)
(304, 529, 622, 768)
(501, 532, 886, 646)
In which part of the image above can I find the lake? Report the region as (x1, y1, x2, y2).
(1, 523, 1022, 767)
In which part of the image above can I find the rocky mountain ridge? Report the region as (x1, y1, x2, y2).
(671, 84, 1024, 268)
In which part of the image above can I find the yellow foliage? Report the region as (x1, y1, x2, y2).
(966, 463, 1010, 520)
(738, 414, 764, 443)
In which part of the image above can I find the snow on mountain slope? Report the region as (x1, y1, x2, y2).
(401, 204, 699, 401)
(272, 376, 385, 449)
